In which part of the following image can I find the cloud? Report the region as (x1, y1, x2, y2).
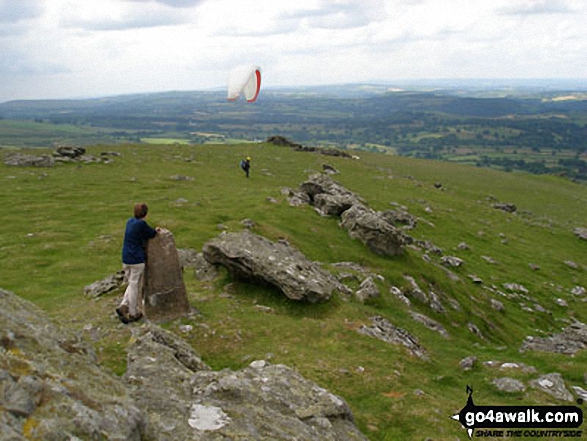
(124, 0, 208, 8)
(499, 0, 574, 16)
(282, 0, 386, 30)
(0, 0, 44, 24)
(59, 1, 193, 31)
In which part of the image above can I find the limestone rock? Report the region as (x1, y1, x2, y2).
(410, 312, 449, 338)
(459, 356, 477, 371)
(340, 204, 408, 256)
(531, 373, 574, 402)
(193, 252, 219, 282)
(177, 247, 199, 269)
(493, 203, 517, 213)
(55, 146, 86, 158)
(521, 321, 587, 355)
(125, 324, 367, 440)
(300, 173, 362, 217)
(355, 277, 380, 303)
(83, 270, 125, 297)
(4, 153, 55, 167)
(441, 256, 464, 268)
(202, 231, 340, 303)
(380, 209, 418, 229)
(0, 288, 145, 440)
(358, 316, 427, 360)
(492, 378, 526, 393)
(574, 227, 587, 240)
(144, 228, 190, 321)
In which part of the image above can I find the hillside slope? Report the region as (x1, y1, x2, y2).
(1, 142, 586, 440)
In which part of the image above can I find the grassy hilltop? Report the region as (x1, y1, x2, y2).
(1, 142, 586, 440)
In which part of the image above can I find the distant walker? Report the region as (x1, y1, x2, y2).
(240, 157, 251, 178)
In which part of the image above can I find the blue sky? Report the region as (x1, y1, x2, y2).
(1, 0, 586, 102)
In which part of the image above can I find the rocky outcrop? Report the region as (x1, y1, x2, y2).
(1, 288, 368, 440)
(520, 321, 587, 355)
(202, 231, 340, 303)
(144, 228, 190, 322)
(0, 288, 145, 440)
(340, 205, 409, 257)
(125, 324, 367, 440)
(358, 316, 427, 360)
(492, 378, 526, 393)
(574, 227, 587, 240)
(531, 373, 574, 402)
(292, 173, 417, 257)
(300, 173, 363, 217)
(493, 203, 517, 213)
(4, 153, 55, 167)
(266, 135, 303, 148)
(83, 270, 125, 297)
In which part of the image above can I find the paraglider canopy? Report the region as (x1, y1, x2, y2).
(227, 65, 261, 103)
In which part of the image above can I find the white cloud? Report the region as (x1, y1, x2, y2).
(0, 0, 586, 102)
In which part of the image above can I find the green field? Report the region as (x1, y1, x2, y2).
(1, 142, 586, 440)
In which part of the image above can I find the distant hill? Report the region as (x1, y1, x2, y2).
(1, 84, 586, 179)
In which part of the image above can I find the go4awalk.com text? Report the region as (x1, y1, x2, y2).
(452, 386, 583, 438)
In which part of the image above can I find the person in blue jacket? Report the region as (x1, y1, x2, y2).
(116, 203, 159, 324)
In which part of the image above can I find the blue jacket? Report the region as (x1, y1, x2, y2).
(122, 217, 157, 264)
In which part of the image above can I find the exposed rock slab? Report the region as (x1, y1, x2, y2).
(574, 227, 587, 240)
(492, 377, 526, 393)
(4, 153, 55, 167)
(202, 231, 340, 303)
(531, 373, 574, 402)
(144, 228, 190, 321)
(83, 270, 125, 297)
(358, 316, 427, 360)
(340, 204, 408, 257)
(125, 324, 368, 440)
(0, 288, 145, 440)
(300, 173, 363, 217)
(520, 322, 587, 355)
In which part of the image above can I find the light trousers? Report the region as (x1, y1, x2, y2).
(120, 263, 145, 316)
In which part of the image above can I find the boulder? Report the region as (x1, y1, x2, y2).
(520, 321, 587, 355)
(125, 324, 368, 440)
(266, 135, 302, 148)
(1, 288, 368, 440)
(202, 231, 340, 303)
(83, 270, 125, 297)
(358, 316, 427, 360)
(409, 312, 449, 338)
(55, 146, 86, 158)
(4, 153, 55, 167)
(574, 227, 587, 240)
(530, 373, 574, 402)
(459, 356, 478, 371)
(144, 229, 190, 321)
(380, 209, 418, 229)
(193, 252, 219, 282)
(492, 203, 517, 213)
(300, 173, 363, 216)
(355, 276, 380, 303)
(492, 378, 526, 393)
(0, 288, 145, 440)
(340, 205, 408, 256)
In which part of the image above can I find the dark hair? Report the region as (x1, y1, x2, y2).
(133, 203, 148, 219)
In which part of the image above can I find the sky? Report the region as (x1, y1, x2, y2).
(1, 0, 586, 102)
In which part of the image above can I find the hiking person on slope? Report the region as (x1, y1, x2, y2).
(240, 156, 251, 178)
(116, 203, 159, 324)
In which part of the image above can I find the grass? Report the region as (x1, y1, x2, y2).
(1, 142, 586, 440)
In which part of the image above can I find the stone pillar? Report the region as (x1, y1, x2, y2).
(143, 229, 189, 321)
